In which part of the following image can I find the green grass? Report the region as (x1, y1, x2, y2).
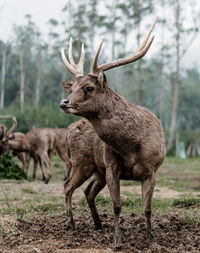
(157, 157, 200, 192)
(0, 223, 6, 237)
(173, 197, 200, 208)
(1, 156, 200, 226)
(21, 188, 38, 194)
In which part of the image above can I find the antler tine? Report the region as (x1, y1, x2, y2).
(61, 38, 85, 77)
(91, 40, 104, 74)
(61, 48, 77, 76)
(78, 43, 85, 67)
(68, 37, 75, 65)
(91, 18, 157, 74)
(138, 17, 158, 52)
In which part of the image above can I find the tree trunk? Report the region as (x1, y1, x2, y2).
(167, 0, 180, 151)
(36, 49, 41, 107)
(0, 44, 6, 109)
(20, 52, 25, 111)
(136, 0, 142, 106)
(158, 0, 166, 123)
(110, 0, 118, 91)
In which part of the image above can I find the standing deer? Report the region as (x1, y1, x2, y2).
(60, 18, 165, 245)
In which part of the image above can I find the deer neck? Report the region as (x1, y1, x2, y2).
(87, 88, 139, 155)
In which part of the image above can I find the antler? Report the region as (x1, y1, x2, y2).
(61, 37, 85, 77)
(91, 17, 158, 74)
(7, 116, 17, 138)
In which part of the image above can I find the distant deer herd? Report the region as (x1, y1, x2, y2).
(0, 19, 166, 246)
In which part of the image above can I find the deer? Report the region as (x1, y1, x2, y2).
(0, 117, 31, 171)
(63, 118, 106, 230)
(8, 127, 71, 182)
(59, 18, 166, 245)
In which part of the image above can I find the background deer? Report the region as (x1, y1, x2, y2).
(60, 18, 166, 245)
(8, 127, 71, 182)
(0, 117, 30, 171)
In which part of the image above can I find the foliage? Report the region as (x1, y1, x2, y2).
(0, 0, 199, 154)
(0, 153, 26, 180)
(0, 103, 79, 132)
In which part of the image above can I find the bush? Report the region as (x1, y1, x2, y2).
(0, 153, 26, 180)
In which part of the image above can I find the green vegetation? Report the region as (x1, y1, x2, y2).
(0, 153, 26, 180)
(21, 188, 38, 194)
(0, 223, 6, 237)
(157, 157, 200, 192)
(0, 157, 200, 233)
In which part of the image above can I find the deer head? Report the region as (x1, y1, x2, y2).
(60, 18, 157, 117)
(2, 117, 17, 143)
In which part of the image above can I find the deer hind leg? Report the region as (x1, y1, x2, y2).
(106, 164, 121, 246)
(141, 173, 156, 238)
(33, 156, 39, 179)
(42, 152, 52, 184)
(64, 166, 94, 230)
(84, 172, 106, 230)
(38, 155, 49, 183)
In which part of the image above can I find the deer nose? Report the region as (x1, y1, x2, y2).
(60, 99, 69, 109)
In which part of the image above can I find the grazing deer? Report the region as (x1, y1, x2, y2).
(8, 127, 71, 182)
(8, 127, 57, 183)
(0, 117, 30, 171)
(60, 18, 166, 245)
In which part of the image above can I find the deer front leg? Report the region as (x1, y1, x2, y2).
(141, 173, 156, 238)
(84, 173, 106, 230)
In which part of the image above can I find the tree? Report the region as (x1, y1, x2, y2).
(167, 0, 199, 151)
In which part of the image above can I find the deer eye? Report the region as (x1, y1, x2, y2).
(86, 87, 94, 93)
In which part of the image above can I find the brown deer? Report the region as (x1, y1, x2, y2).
(63, 119, 106, 230)
(0, 117, 30, 171)
(8, 127, 71, 182)
(60, 18, 166, 245)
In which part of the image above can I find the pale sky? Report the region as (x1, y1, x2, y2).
(0, 0, 200, 71)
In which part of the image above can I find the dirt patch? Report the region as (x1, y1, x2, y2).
(1, 212, 200, 253)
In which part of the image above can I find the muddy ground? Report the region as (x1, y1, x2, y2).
(1, 157, 200, 252)
(1, 211, 200, 253)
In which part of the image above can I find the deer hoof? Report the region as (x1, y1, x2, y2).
(94, 221, 102, 230)
(45, 178, 50, 184)
(147, 230, 154, 240)
(65, 220, 75, 230)
(113, 232, 122, 248)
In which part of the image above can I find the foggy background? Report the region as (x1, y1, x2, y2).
(0, 0, 200, 154)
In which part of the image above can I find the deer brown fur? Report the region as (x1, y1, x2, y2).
(60, 18, 166, 245)
(64, 119, 106, 230)
(8, 127, 71, 182)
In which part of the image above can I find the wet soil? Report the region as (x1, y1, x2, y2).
(1, 212, 200, 253)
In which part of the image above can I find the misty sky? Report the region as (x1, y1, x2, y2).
(0, 0, 200, 70)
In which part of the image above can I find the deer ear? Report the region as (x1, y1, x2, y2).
(61, 81, 74, 92)
(97, 71, 108, 88)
